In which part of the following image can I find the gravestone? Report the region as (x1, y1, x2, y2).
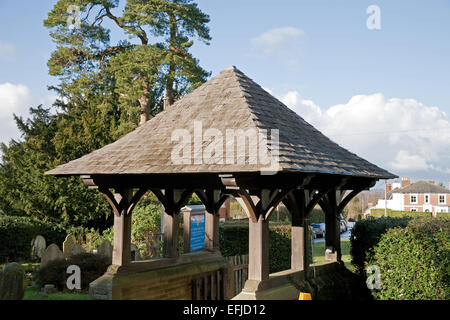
(41, 244, 63, 268)
(130, 244, 141, 261)
(0, 262, 25, 300)
(97, 240, 113, 261)
(42, 284, 58, 295)
(31, 235, 46, 260)
(63, 234, 77, 259)
(67, 243, 84, 258)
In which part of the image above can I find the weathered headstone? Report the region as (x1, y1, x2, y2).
(97, 240, 113, 261)
(31, 235, 46, 260)
(67, 243, 84, 257)
(130, 244, 141, 261)
(42, 284, 58, 295)
(0, 262, 25, 300)
(41, 244, 63, 268)
(63, 234, 77, 259)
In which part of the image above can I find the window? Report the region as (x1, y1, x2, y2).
(425, 209, 430, 212)
(411, 208, 417, 212)
(439, 194, 446, 204)
(410, 194, 417, 204)
(425, 194, 430, 204)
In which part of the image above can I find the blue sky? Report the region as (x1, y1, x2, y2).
(1, 0, 450, 184)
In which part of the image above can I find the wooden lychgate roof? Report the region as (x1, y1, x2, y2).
(46, 66, 396, 180)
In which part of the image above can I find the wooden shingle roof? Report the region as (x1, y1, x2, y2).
(46, 66, 396, 179)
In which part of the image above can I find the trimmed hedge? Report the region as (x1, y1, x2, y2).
(219, 222, 313, 273)
(370, 218, 449, 300)
(370, 209, 450, 218)
(0, 215, 66, 263)
(350, 217, 411, 275)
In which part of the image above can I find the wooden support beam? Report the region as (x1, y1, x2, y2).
(163, 211, 180, 258)
(319, 181, 374, 262)
(195, 189, 228, 251)
(283, 189, 315, 272)
(248, 216, 270, 281)
(150, 188, 194, 258)
(98, 187, 148, 267)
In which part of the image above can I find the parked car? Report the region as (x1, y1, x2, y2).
(340, 220, 347, 233)
(311, 223, 324, 238)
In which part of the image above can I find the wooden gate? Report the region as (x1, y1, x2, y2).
(192, 268, 225, 300)
(227, 254, 249, 296)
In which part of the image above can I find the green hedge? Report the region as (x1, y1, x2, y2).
(350, 217, 411, 275)
(369, 209, 433, 218)
(219, 222, 313, 273)
(370, 218, 449, 300)
(0, 215, 66, 263)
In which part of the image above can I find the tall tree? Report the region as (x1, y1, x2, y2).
(44, 0, 211, 125)
(0, 1, 211, 229)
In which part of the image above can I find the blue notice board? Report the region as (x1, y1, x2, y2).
(190, 214, 205, 251)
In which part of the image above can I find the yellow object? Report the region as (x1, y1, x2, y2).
(298, 292, 312, 300)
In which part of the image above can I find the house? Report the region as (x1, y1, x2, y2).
(374, 177, 450, 215)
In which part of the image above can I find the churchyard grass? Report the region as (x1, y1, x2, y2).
(312, 238, 353, 271)
(23, 286, 89, 300)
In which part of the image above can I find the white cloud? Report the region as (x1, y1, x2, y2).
(0, 42, 16, 60)
(279, 91, 450, 178)
(0, 83, 55, 144)
(390, 150, 429, 171)
(250, 27, 305, 67)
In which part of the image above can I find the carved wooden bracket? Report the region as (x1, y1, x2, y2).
(150, 188, 194, 215)
(194, 189, 228, 215)
(98, 187, 149, 217)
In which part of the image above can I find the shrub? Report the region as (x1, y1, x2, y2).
(370, 218, 449, 300)
(34, 258, 69, 290)
(350, 216, 411, 275)
(0, 215, 66, 263)
(34, 252, 110, 292)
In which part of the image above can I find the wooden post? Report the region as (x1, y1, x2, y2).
(291, 225, 305, 270)
(248, 216, 269, 281)
(111, 189, 133, 266)
(112, 209, 132, 266)
(205, 212, 219, 250)
(183, 209, 191, 253)
(324, 192, 341, 262)
(163, 211, 180, 258)
(205, 190, 221, 251)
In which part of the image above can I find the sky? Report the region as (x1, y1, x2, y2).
(0, 0, 450, 186)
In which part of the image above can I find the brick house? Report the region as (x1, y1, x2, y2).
(375, 177, 450, 215)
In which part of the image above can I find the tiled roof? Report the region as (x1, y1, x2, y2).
(46, 66, 396, 179)
(393, 180, 450, 194)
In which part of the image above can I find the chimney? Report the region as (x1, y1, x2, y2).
(401, 177, 410, 188)
(428, 180, 435, 185)
(386, 184, 392, 193)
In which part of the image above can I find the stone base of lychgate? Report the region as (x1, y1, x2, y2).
(89, 251, 229, 300)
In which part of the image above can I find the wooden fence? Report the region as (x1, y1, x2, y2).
(191, 254, 249, 299)
(192, 269, 225, 300)
(226, 254, 249, 297)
